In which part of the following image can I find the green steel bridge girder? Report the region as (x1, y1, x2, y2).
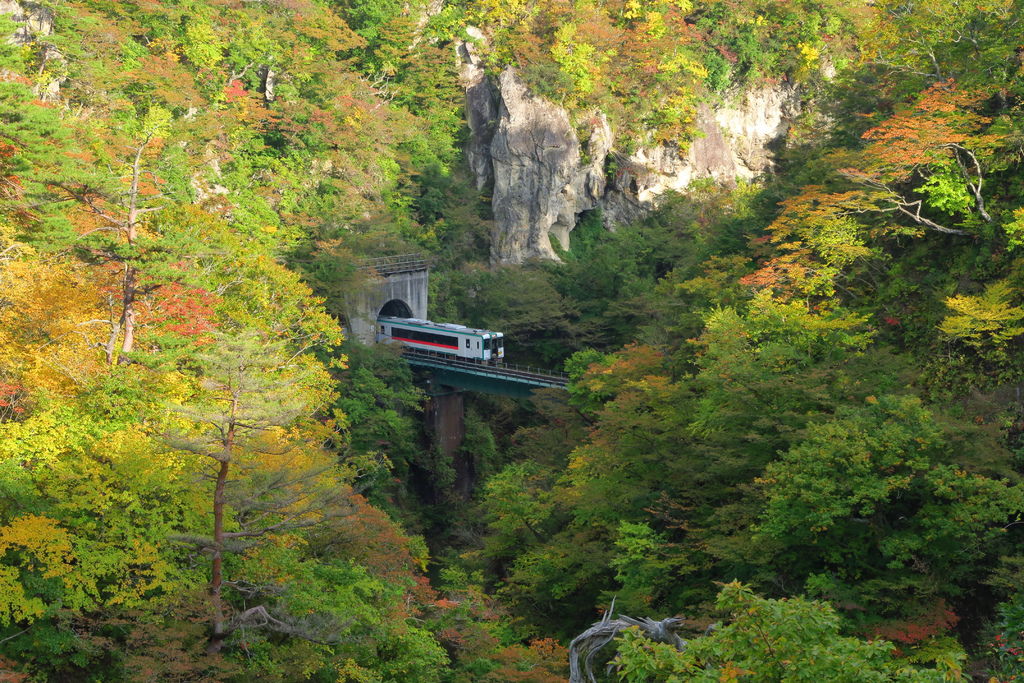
(426, 368, 537, 398)
(404, 357, 567, 399)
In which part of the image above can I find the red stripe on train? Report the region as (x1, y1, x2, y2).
(391, 336, 460, 350)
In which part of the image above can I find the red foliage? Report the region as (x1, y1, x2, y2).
(0, 382, 26, 418)
(0, 656, 28, 683)
(147, 282, 219, 339)
(869, 600, 960, 645)
(223, 79, 249, 102)
(715, 44, 738, 63)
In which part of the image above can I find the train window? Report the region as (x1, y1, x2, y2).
(465, 339, 470, 348)
(392, 327, 458, 348)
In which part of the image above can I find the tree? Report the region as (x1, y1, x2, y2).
(756, 395, 1024, 622)
(13, 89, 178, 364)
(864, 0, 1024, 94)
(165, 330, 344, 653)
(938, 280, 1024, 380)
(840, 80, 998, 234)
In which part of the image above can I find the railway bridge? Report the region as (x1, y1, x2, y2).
(350, 254, 569, 497)
(350, 254, 567, 396)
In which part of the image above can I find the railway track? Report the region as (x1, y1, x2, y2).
(402, 350, 568, 388)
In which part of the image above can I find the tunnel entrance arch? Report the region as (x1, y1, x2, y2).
(378, 299, 414, 318)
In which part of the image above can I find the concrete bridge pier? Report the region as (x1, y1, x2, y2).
(424, 386, 473, 500)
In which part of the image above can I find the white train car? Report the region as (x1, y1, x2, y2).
(377, 317, 505, 363)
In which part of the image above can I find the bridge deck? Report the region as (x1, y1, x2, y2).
(403, 350, 568, 394)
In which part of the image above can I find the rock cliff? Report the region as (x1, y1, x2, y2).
(1, 0, 62, 100)
(0, 0, 52, 43)
(458, 43, 802, 264)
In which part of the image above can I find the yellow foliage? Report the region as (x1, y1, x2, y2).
(939, 281, 1024, 347)
(0, 258, 108, 394)
(0, 515, 77, 625)
(797, 41, 820, 68)
(659, 52, 710, 80)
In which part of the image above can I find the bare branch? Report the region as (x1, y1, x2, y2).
(947, 143, 992, 222)
(569, 600, 687, 683)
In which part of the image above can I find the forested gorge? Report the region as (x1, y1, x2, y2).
(2, 0, 1024, 680)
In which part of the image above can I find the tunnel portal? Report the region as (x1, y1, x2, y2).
(378, 298, 414, 318)
(345, 255, 429, 344)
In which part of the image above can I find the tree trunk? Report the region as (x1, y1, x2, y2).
(206, 457, 230, 654)
(119, 144, 143, 359)
(118, 264, 137, 358)
(104, 313, 121, 365)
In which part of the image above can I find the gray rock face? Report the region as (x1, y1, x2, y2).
(456, 54, 803, 263)
(482, 70, 616, 262)
(602, 82, 802, 226)
(1, 0, 62, 101)
(0, 0, 53, 44)
(489, 68, 580, 262)
(458, 28, 498, 192)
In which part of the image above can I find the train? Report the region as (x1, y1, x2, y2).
(376, 317, 505, 363)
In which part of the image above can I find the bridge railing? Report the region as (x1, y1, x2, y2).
(357, 253, 430, 276)
(402, 349, 569, 387)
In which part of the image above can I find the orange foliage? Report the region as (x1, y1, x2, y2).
(860, 79, 992, 179)
(146, 282, 219, 340)
(0, 657, 28, 683)
(480, 638, 569, 683)
(868, 600, 960, 645)
(318, 492, 436, 604)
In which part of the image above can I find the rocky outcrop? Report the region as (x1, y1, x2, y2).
(0, 0, 53, 44)
(458, 28, 498, 192)
(488, 68, 578, 261)
(603, 81, 801, 226)
(487, 69, 614, 261)
(1, 0, 62, 101)
(456, 39, 802, 264)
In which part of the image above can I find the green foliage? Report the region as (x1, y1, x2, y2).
(757, 395, 1023, 616)
(1003, 208, 1024, 251)
(614, 583, 953, 682)
(334, 344, 423, 498)
(986, 593, 1024, 680)
(609, 521, 693, 613)
(916, 163, 974, 216)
